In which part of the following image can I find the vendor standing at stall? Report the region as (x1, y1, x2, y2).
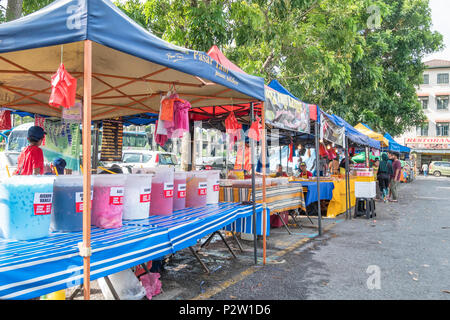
(275, 164, 288, 177)
(13, 126, 46, 176)
(298, 162, 313, 179)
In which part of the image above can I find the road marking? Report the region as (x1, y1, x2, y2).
(191, 222, 337, 300)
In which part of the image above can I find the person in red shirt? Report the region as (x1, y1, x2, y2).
(299, 162, 312, 179)
(275, 164, 288, 177)
(13, 126, 46, 176)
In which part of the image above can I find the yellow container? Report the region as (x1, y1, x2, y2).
(41, 289, 66, 300)
(356, 176, 375, 182)
(233, 170, 245, 180)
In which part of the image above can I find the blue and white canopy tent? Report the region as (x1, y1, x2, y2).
(384, 132, 410, 154)
(0, 0, 266, 299)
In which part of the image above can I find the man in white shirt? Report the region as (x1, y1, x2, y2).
(421, 163, 428, 177)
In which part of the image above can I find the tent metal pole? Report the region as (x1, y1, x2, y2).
(344, 136, 349, 220)
(261, 102, 267, 265)
(345, 137, 351, 220)
(82, 40, 93, 300)
(314, 121, 322, 236)
(250, 102, 257, 265)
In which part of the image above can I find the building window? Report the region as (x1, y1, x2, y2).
(436, 122, 449, 136)
(437, 73, 449, 84)
(436, 96, 449, 110)
(416, 123, 428, 136)
(423, 74, 429, 84)
(419, 98, 428, 109)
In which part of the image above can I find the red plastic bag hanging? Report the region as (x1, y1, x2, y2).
(225, 112, 242, 145)
(49, 63, 77, 109)
(319, 143, 329, 158)
(248, 115, 263, 142)
(288, 142, 294, 163)
(160, 98, 174, 121)
(0, 110, 11, 130)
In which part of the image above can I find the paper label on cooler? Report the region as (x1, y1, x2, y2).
(213, 180, 220, 192)
(33, 193, 53, 215)
(164, 183, 174, 198)
(75, 191, 93, 213)
(140, 187, 152, 203)
(198, 182, 208, 196)
(109, 187, 124, 205)
(177, 184, 186, 198)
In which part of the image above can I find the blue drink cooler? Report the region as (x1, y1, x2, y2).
(0, 176, 55, 240)
(51, 175, 92, 232)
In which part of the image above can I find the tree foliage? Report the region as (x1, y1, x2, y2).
(0, 0, 444, 136)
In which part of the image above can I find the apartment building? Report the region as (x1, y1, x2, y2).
(397, 59, 450, 166)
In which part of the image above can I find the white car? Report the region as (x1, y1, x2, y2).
(118, 150, 179, 173)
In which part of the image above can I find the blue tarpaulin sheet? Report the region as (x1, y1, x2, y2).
(0, 203, 264, 300)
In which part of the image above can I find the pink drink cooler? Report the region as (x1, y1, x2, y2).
(149, 167, 174, 216)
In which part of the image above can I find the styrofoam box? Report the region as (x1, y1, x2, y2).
(355, 181, 376, 198)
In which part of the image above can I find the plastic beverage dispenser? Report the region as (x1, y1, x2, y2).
(51, 175, 93, 232)
(123, 174, 152, 220)
(173, 171, 187, 211)
(0, 176, 55, 240)
(185, 171, 208, 208)
(206, 170, 221, 204)
(92, 174, 126, 228)
(149, 167, 174, 215)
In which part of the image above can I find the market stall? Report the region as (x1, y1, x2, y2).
(188, 46, 315, 257)
(0, 0, 267, 300)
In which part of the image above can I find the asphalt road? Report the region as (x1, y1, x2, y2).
(69, 176, 450, 300)
(207, 176, 450, 300)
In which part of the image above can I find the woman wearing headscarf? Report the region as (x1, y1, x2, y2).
(377, 153, 393, 202)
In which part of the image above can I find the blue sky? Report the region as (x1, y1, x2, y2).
(425, 0, 450, 61)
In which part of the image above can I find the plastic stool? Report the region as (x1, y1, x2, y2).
(354, 198, 376, 219)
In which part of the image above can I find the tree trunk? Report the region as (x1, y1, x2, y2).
(6, 0, 23, 21)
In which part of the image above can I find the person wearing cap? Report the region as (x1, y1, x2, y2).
(299, 162, 312, 179)
(52, 158, 67, 175)
(13, 126, 46, 175)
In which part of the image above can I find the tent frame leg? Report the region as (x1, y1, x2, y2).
(189, 246, 210, 274)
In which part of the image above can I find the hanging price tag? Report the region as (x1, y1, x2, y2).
(213, 179, 220, 192)
(164, 183, 174, 198)
(109, 187, 124, 205)
(75, 191, 93, 213)
(33, 193, 53, 215)
(177, 184, 186, 198)
(140, 186, 152, 203)
(198, 182, 207, 196)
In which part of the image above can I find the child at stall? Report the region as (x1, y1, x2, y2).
(13, 126, 46, 176)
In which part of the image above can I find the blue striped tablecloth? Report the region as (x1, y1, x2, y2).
(0, 203, 263, 300)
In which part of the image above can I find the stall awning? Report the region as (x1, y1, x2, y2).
(327, 115, 381, 149)
(384, 132, 410, 153)
(354, 123, 389, 147)
(189, 46, 311, 135)
(0, 0, 265, 120)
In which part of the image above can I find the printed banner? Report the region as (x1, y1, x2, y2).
(320, 112, 345, 147)
(41, 119, 81, 171)
(405, 137, 450, 150)
(101, 118, 123, 162)
(264, 87, 310, 134)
